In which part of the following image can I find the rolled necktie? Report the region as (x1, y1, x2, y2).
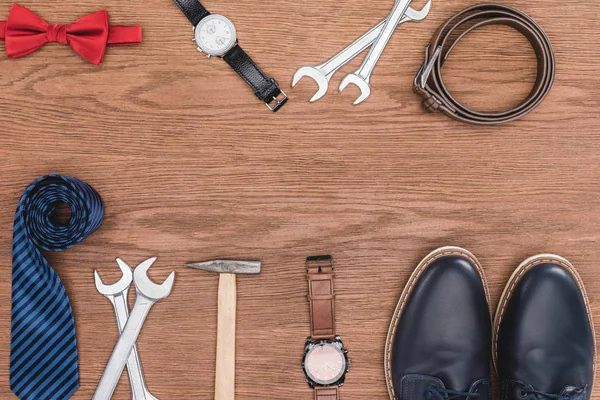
(0, 3, 142, 65)
(10, 175, 104, 400)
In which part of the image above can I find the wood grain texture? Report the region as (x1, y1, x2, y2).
(0, 0, 599, 398)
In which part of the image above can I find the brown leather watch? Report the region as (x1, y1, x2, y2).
(302, 255, 350, 399)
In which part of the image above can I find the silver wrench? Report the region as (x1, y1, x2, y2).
(339, 0, 415, 105)
(292, 1, 431, 103)
(94, 258, 175, 400)
(94, 259, 158, 400)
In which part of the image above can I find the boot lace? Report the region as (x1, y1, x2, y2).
(426, 386, 482, 400)
(521, 388, 586, 400)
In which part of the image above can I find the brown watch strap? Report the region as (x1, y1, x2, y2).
(307, 255, 336, 341)
(315, 386, 339, 400)
(414, 3, 555, 125)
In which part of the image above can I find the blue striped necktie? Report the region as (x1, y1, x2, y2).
(10, 175, 104, 400)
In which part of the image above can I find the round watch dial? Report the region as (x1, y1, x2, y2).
(195, 14, 237, 56)
(304, 342, 346, 386)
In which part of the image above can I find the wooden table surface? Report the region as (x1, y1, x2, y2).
(1, 0, 599, 398)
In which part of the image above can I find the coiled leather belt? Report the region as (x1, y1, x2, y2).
(414, 3, 555, 125)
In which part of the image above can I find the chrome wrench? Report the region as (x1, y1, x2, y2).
(94, 259, 158, 400)
(339, 0, 415, 104)
(292, 1, 431, 102)
(94, 258, 175, 400)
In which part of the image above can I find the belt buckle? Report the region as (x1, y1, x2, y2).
(414, 45, 442, 89)
(265, 90, 288, 112)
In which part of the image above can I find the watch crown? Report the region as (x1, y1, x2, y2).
(197, 47, 203, 53)
(207, 54, 212, 59)
(192, 37, 196, 42)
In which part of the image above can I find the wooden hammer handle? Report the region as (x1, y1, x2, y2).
(215, 273, 236, 400)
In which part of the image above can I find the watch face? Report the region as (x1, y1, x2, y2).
(303, 342, 347, 386)
(195, 14, 237, 56)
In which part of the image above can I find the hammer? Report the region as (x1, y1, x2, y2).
(186, 259, 261, 400)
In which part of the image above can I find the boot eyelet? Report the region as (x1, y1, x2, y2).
(520, 390, 528, 398)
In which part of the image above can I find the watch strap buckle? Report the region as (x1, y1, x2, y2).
(306, 255, 334, 272)
(266, 90, 288, 112)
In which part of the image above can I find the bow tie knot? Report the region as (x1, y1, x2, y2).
(46, 23, 67, 43)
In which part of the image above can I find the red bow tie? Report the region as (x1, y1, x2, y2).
(0, 3, 142, 65)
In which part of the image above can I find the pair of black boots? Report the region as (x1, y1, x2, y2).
(385, 246, 595, 400)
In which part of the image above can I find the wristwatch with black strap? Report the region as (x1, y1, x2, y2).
(172, 0, 288, 112)
(302, 255, 350, 399)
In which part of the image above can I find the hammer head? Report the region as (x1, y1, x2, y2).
(186, 259, 261, 275)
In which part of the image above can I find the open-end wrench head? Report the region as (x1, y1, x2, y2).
(339, 73, 371, 105)
(94, 258, 133, 295)
(292, 66, 330, 102)
(404, 0, 432, 21)
(133, 257, 175, 301)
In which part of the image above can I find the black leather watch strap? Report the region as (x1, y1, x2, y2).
(172, 0, 210, 26)
(223, 45, 288, 112)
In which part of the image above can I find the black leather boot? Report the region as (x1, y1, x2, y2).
(495, 254, 596, 400)
(385, 246, 492, 400)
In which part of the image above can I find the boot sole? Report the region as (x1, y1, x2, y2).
(384, 246, 492, 400)
(492, 254, 596, 393)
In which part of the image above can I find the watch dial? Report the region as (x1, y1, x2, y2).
(195, 15, 237, 56)
(304, 343, 346, 385)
